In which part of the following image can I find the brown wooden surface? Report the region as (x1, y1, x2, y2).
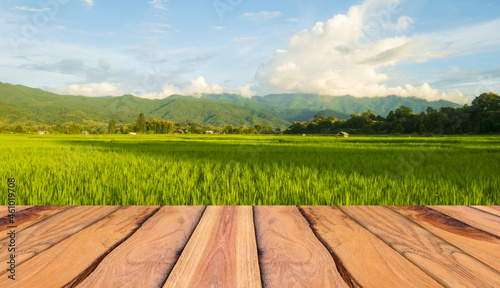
(255, 206, 348, 288)
(77, 206, 204, 288)
(340, 206, 500, 287)
(472, 206, 500, 217)
(0, 206, 158, 288)
(0, 206, 120, 272)
(0, 206, 71, 234)
(163, 206, 261, 288)
(0, 206, 33, 218)
(300, 206, 442, 288)
(1, 205, 500, 287)
(430, 206, 500, 237)
(391, 206, 500, 272)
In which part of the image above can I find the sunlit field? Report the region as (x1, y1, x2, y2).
(1, 134, 499, 205)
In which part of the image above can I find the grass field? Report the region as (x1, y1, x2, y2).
(1, 134, 499, 205)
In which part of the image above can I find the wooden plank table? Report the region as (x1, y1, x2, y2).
(0, 206, 499, 287)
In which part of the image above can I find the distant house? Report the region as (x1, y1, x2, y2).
(337, 131, 349, 138)
(82, 131, 89, 135)
(204, 130, 214, 134)
(174, 130, 184, 134)
(38, 131, 49, 135)
(129, 132, 137, 135)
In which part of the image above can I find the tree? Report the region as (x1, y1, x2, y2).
(224, 125, 234, 134)
(14, 125, 24, 133)
(362, 110, 376, 121)
(134, 113, 146, 133)
(66, 123, 82, 134)
(108, 120, 116, 134)
(313, 114, 326, 123)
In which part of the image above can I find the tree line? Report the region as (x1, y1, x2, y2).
(284, 93, 500, 135)
(2, 92, 498, 135)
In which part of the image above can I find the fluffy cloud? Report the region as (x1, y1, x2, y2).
(66, 82, 122, 97)
(143, 76, 225, 98)
(186, 76, 224, 95)
(255, 0, 462, 101)
(143, 76, 255, 99)
(238, 85, 254, 98)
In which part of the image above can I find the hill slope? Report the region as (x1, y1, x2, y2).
(251, 94, 461, 118)
(0, 83, 290, 128)
(0, 82, 462, 128)
(190, 93, 460, 121)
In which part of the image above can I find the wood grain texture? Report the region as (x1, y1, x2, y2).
(0, 206, 120, 274)
(164, 206, 261, 288)
(340, 206, 500, 287)
(429, 206, 500, 238)
(300, 206, 442, 288)
(0, 206, 158, 288)
(255, 206, 348, 288)
(0, 206, 33, 218)
(0, 206, 71, 234)
(391, 206, 500, 273)
(77, 206, 205, 288)
(471, 206, 500, 217)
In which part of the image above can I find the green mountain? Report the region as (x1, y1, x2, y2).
(251, 93, 462, 118)
(0, 82, 461, 128)
(0, 82, 290, 128)
(190, 93, 460, 121)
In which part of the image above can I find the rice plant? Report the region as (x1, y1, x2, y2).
(1, 134, 499, 205)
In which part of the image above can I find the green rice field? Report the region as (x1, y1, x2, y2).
(1, 134, 499, 205)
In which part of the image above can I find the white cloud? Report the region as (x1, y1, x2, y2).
(383, 16, 413, 32)
(214, 26, 226, 30)
(238, 85, 254, 98)
(81, 0, 94, 8)
(417, 18, 500, 55)
(144, 84, 182, 99)
(285, 18, 299, 22)
(416, 51, 460, 63)
(255, 0, 470, 103)
(241, 11, 282, 21)
(143, 76, 227, 98)
(11, 6, 50, 12)
(55, 25, 66, 30)
(187, 76, 224, 95)
(148, 0, 168, 11)
(142, 77, 256, 99)
(66, 82, 122, 97)
(233, 36, 258, 43)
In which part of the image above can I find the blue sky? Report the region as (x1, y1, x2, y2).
(1, 0, 499, 103)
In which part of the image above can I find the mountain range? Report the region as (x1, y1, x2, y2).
(0, 82, 461, 128)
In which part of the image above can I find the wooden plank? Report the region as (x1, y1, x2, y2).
(77, 206, 205, 288)
(340, 206, 500, 287)
(0, 206, 33, 218)
(163, 206, 261, 288)
(0, 206, 158, 288)
(392, 206, 500, 273)
(0, 206, 71, 234)
(471, 206, 500, 217)
(429, 206, 500, 238)
(300, 206, 442, 288)
(254, 206, 348, 288)
(0, 206, 120, 272)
